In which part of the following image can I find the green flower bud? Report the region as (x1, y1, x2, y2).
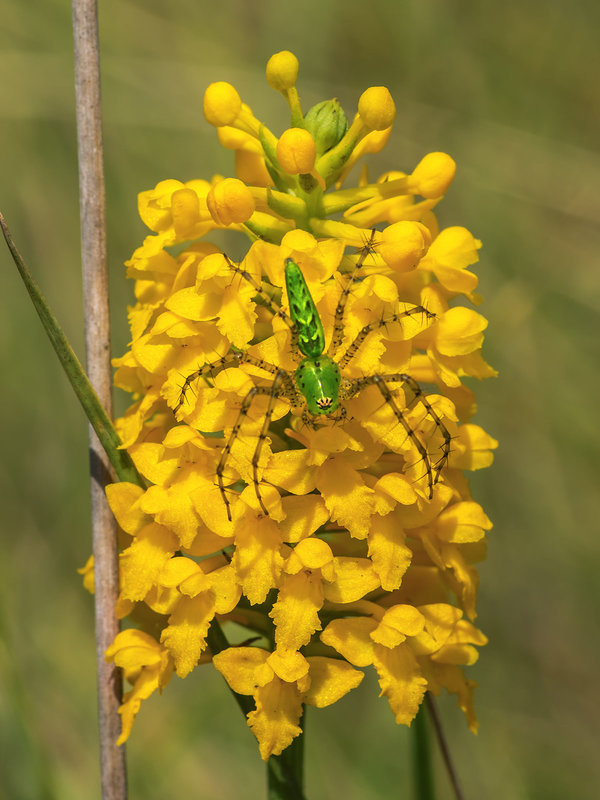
(304, 99, 349, 157)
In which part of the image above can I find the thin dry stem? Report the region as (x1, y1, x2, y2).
(72, 1, 127, 797)
(425, 693, 466, 800)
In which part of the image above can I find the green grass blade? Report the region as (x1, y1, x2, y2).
(1, 211, 143, 488)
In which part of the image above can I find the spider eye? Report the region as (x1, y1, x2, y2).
(316, 397, 332, 409)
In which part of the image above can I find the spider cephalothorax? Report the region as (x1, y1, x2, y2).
(174, 241, 451, 521)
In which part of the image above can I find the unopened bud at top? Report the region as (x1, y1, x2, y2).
(266, 51, 299, 91)
(304, 99, 349, 156)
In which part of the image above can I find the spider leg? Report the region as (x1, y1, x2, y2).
(327, 231, 377, 357)
(341, 373, 451, 498)
(336, 305, 436, 370)
(217, 369, 299, 520)
(175, 351, 280, 417)
(224, 255, 300, 356)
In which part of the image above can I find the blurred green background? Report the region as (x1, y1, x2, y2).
(1, 1, 599, 798)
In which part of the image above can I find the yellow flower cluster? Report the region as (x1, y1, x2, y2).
(96, 51, 497, 760)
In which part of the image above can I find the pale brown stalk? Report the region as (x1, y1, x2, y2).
(72, 1, 127, 797)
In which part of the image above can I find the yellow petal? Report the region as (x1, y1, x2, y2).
(212, 646, 269, 695)
(431, 643, 479, 666)
(368, 511, 412, 591)
(105, 482, 147, 535)
(411, 603, 463, 655)
(374, 473, 418, 506)
(262, 450, 318, 495)
(160, 593, 215, 677)
(449, 424, 498, 471)
(119, 523, 179, 601)
(373, 642, 428, 725)
(248, 677, 304, 761)
(128, 443, 180, 486)
(320, 617, 377, 667)
(279, 495, 330, 543)
(324, 557, 381, 603)
(434, 501, 493, 543)
(267, 649, 310, 683)
(232, 516, 284, 605)
(305, 656, 364, 707)
(316, 458, 375, 539)
(371, 604, 426, 648)
(435, 307, 487, 356)
(140, 469, 203, 549)
(290, 537, 334, 571)
(429, 663, 478, 733)
(206, 564, 242, 614)
(270, 571, 324, 651)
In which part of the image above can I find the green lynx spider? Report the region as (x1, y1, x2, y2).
(176, 241, 451, 521)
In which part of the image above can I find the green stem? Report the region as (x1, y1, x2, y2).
(267, 721, 306, 800)
(412, 699, 435, 800)
(1, 212, 142, 488)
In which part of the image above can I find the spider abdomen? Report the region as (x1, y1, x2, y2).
(284, 258, 325, 359)
(295, 356, 341, 416)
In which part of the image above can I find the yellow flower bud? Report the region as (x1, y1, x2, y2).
(171, 187, 200, 238)
(266, 50, 299, 91)
(357, 86, 396, 131)
(379, 221, 432, 272)
(203, 82, 242, 127)
(206, 178, 255, 225)
(409, 152, 456, 198)
(276, 128, 317, 175)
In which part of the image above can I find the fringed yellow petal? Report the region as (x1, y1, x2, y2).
(367, 511, 412, 591)
(160, 593, 215, 677)
(373, 642, 428, 725)
(232, 516, 284, 605)
(316, 457, 375, 539)
(270, 571, 324, 651)
(248, 678, 303, 761)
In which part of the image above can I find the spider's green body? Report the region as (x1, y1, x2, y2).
(176, 243, 451, 520)
(285, 258, 341, 415)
